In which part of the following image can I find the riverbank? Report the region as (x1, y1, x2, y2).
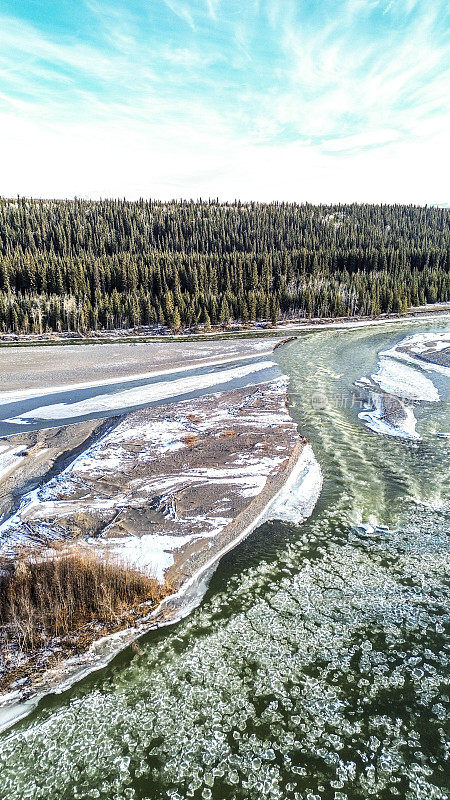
(1, 317, 448, 800)
(0, 348, 322, 726)
(0, 438, 322, 733)
(1, 303, 449, 349)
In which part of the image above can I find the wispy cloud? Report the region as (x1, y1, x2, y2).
(163, 0, 196, 30)
(0, 0, 448, 201)
(205, 0, 219, 21)
(262, 0, 449, 149)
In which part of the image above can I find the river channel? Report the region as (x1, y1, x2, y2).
(0, 319, 448, 800)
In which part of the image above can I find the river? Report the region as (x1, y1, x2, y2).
(0, 319, 448, 800)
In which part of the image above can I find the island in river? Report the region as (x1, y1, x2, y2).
(0, 337, 322, 713)
(1, 321, 448, 728)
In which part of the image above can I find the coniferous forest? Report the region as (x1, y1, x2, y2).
(0, 198, 448, 334)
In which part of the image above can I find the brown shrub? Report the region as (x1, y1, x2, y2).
(0, 547, 165, 652)
(182, 434, 198, 447)
(218, 429, 235, 438)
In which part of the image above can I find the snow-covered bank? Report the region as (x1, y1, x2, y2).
(0, 424, 322, 734)
(380, 331, 450, 377)
(5, 359, 276, 425)
(2, 305, 449, 352)
(0, 378, 295, 567)
(163, 443, 322, 602)
(281, 310, 450, 333)
(0, 444, 27, 482)
(356, 329, 449, 441)
(259, 444, 322, 524)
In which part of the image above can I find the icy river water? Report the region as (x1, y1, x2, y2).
(0, 320, 449, 800)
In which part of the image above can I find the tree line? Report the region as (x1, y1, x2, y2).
(0, 198, 448, 334)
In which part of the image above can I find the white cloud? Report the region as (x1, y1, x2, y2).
(0, 15, 120, 82)
(0, 0, 448, 203)
(205, 0, 219, 20)
(266, 0, 449, 147)
(0, 105, 448, 204)
(162, 0, 196, 30)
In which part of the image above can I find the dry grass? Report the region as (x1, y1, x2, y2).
(186, 414, 202, 423)
(0, 547, 166, 652)
(182, 433, 199, 447)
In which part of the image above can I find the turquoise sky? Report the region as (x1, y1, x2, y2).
(0, 0, 448, 202)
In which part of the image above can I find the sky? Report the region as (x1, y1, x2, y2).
(0, 0, 449, 203)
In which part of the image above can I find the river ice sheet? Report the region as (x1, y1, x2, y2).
(356, 330, 447, 439)
(0, 322, 448, 800)
(370, 358, 440, 402)
(6, 360, 276, 423)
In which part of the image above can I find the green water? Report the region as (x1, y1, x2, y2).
(1, 321, 449, 800)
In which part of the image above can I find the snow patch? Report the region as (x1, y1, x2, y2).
(105, 534, 196, 583)
(0, 445, 27, 482)
(7, 360, 276, 423)
(370, 358, 440, 402)
(359, 395, 419, 440)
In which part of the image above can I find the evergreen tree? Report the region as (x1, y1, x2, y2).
(0, 198, 447, 334)
(172, 306, 181, 330)
(219, 296, 230, 325)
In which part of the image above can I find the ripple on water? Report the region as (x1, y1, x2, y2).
(0, 324, 449, 800)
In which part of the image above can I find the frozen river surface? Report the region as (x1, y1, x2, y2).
(0, 354, 279, 435)
(0, 319, 449, 800)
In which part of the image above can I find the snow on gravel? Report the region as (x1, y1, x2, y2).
(7, 360, 276, 423)
(105, 534, 197, 583)
(380, 331, 450, 377)
(0, 378, 300, 581)
(111, 419, 186, 451)
(183, 459, 286, 498)
(0, 445, 28, 482)
(394, 330, 450, 355)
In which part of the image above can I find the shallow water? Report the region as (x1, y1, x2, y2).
(0, 356, 279, 436)
(0, 320, 449, 800)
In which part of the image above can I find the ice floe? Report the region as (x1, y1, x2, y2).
(357, 330, 449, 440)
(370, 358, 440, 402)
(359, 394, 419, 440)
